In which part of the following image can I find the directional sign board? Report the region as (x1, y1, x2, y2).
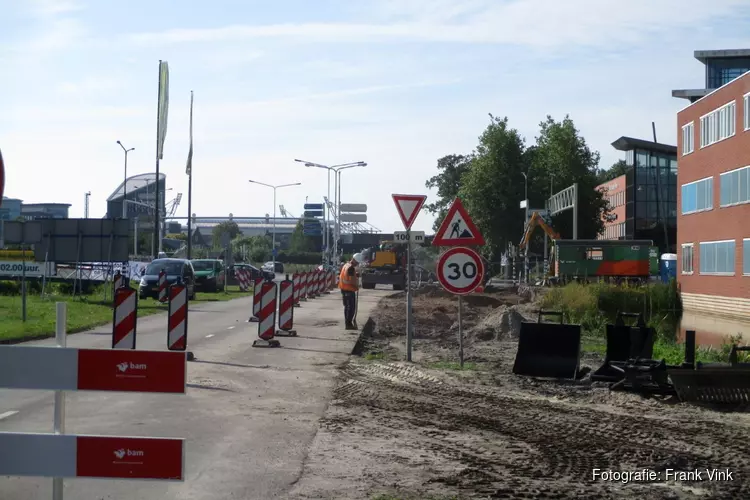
(339, 203, 367, 213)
(339, 213, 367, 223)
(392, 194, 426, 230)
(432, 197, 485, 247)
(304, 203, 324, 210)
(393, 230, 425, 243)
(436, 247, 484, 295)
(304, 210, 323, 218)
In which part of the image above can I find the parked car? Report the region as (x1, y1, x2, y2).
(138, 258, 197, 300)
(262, 261, 284, 274)
(190, 259, 226, 292)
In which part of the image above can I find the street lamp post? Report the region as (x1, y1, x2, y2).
(521, 172, 529, 284)
(294, 159, 367, 265)
(116, 141, 134, 219)
(248, 180, 301, 273)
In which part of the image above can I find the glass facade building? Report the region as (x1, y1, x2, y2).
(612, 137, 678, 254)
(673, 49, 750, 103)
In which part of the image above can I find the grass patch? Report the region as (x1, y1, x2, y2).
(0, 294, 160, 343)
(0, 284, 253, 343)
(428, 361, 480, 371)
(364, 351, 385, 361)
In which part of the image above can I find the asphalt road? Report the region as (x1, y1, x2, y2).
(0, 287, 389, 499)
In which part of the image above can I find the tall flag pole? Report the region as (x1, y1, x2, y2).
(186, 91, 194, 260)
(154, 60, 170, 257)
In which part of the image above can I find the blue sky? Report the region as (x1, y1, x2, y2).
(2, 0, 750, 233)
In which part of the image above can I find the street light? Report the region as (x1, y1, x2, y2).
(294, 158, 367, 264)
(248, 180, 301, 272)
(116, 141, 135, 219)
(521, 172, 529, 284)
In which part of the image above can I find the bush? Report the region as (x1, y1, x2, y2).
(541, 281, 681, 340)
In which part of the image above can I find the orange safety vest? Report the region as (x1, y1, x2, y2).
(339, 263, 358, 292)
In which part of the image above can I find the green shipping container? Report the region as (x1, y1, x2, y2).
(553, 240, 656, 278)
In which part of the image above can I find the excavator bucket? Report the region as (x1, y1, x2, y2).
(513, 310, 581, 379)
(592, 312, 655, 382)
(669, 346, 750, 405)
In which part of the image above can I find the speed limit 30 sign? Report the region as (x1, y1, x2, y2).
(436, 246, 484, 295)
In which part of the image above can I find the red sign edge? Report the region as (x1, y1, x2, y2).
(436, 246, 484, 295)
(391, 194, 427, 230)
(432, 197, 485, 247)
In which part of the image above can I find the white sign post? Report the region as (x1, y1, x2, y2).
(391, 194, 427, 363)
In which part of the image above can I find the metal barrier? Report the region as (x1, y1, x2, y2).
(112, 287, 137, 350)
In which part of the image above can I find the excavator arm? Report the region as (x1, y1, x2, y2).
(519, 212, 560, 250)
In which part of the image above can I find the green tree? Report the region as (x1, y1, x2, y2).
(232, 234, 272, 262)
(424, 154, 473, 231)
(212, 221, 241, 248)
(289, 221, 317, 252)
(596, 159, 629, 184)
(459, 116, 528, 259)
(528, 115, 610, 241)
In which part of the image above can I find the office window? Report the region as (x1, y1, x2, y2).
(681, 177, 713, 214)
(699, 240, 735, 275)
(744, 239, 750, 275)
(681, 244, 694, 274)
(700, 101, 736, 148)
(745, 93, 750, 131)
(719, 165, 750, 206)
(682, 122, 694, 155)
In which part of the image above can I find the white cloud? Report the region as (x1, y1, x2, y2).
(126, 0, 749, 50)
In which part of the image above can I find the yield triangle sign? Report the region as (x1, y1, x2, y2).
(432, 197, 485, 246)
(392, 194, 427, 230)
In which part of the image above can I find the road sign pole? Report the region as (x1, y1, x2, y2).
(458, 295, 464, 369)
(53, 302, 67, 500)
(406, 228, 412, 362)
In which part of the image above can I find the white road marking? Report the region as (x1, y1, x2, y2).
(0, 411, 18, 421)
(205, 334, 215, 338)
(227, 326, 235, 330)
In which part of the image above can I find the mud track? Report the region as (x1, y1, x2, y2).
(314, 361, 750, 499)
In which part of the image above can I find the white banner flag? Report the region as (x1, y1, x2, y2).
(157, 60, 169, 160)
(186, 91, 193, 175)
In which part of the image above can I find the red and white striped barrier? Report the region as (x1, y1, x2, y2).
(158, 269, 168, 303)
(319, 270, 326, 295)
(253, 281, 280, 348)
(276, 275, 297, 336)
(236, 268, 251, 292)
(300, 271, 310, 302)
(306, 270, 315, 299)
(249, 277, 263, 322)
(293, 273, 301, 307)
(112, 287, 137, 350)
(167, 283, 188, 351)
(113, 272, 123, 292)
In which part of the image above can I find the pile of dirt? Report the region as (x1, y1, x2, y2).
(469, 305, 528, 342)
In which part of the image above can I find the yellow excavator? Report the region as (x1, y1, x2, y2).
(519, 211, 560, 251)
(359, 240, 407, 290)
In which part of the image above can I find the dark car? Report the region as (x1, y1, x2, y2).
(191, 259, 226, 292)
(138, 258, 197, 300)
(231, 263, 273, 281)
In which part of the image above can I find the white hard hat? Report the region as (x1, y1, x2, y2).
(353, 253, 364, 263)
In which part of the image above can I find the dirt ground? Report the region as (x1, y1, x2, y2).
(288, 285, 750, 500)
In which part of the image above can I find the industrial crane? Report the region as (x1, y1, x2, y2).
(165, 193, 183, 218)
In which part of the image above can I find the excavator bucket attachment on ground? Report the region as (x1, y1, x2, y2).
(669, 345, 750, 405)
(592, 312, 655, 382)
(513, 310, 581, 379)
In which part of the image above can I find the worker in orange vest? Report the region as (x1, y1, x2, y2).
(338, 258, 359, 330)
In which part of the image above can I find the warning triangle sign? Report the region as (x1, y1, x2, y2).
(392, 194, 427, 230)
(432, 197, 485, 247)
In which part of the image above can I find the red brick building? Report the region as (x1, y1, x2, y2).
(596, 174, 626, 240)
(676, 71, 750, 319)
